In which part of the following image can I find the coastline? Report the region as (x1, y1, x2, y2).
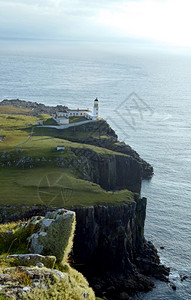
(0, 100, 169, 299)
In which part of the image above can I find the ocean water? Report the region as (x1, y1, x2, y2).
(0, 51, 191, 299)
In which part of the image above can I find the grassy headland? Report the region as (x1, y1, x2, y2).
(0, 105, 134, 208)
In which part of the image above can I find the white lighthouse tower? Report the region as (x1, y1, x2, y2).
(93, 98, 99, 120)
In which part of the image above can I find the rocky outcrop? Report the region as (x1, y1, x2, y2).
(58, 120, 154, 179)
(0, 265, 95, 300)
(0, 209, 95, 299)
(6, 254, 56, 269)
(68, 119, 118, 139)
(71, 197, 169, 299)
(71, 147, 142, 193)
(0, 203, 169, 299)
(0, 99, 153, 179)
(0, 205, 49, 224)
(0, 100, 163, 299)
(27, 209, 76, 264)
(0, 147, 142, 193)
(90, 138, 154, 179)
(0, 99, 68, 116)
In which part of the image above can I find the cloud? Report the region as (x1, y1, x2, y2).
(97, 0, 191, 47)
(0, 0, 191, 48)
(0, 0, 102, 39)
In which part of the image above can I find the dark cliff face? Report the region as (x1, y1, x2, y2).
(72, 148, 142, 193)
(98, 139, 154, 179)
(62, 120, 154, 179)
(71, 198, 169, 299)
(72, 198, 145, 274)
(0, 200, 169, 299)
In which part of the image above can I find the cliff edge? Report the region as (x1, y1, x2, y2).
(71, 196, 169, 299)
(0, 100, 168, 300)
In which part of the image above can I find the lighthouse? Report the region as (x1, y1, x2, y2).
(93, 98, 99, 119)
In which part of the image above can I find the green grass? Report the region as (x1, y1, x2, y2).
(0, 112, 125, 157)
(0, 262, 95, 300)
(0, 113, 53, 143)
(0, 134, 128, 159)
(0, 112, 120, 156)
(0, 167, 133, 208)
(23, 135, 128, 156)
(69, 116, 86, 124)
(0, 221, 30, 255)
(0, 105, 30, 115)
(0, 113, 56, 149)
(42, 118, 57, 125)
(0, 113, 53, 131)
(24, 263, 95, 300)
(33, 125, 107, 142)
(0, 114, 36, 130)
(0, 107, 133, 209)
(0, 230, 95, 299)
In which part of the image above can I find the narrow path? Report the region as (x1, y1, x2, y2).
(15, 126, 34, 147)
(15, 119, 99, 147)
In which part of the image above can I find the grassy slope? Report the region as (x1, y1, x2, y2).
(0, 114, 127, 156)
(0, 113, 54, 146)
(22, 136, 128, 156)
(0, 167, 133, 207)
(0, 105, 30, 114)
(0, 107, 133, 208)
(33, 125, 104, 142)
(0, 221, 30, 255)
(0, 221, 95, 300)
(0, 107, 130, 299)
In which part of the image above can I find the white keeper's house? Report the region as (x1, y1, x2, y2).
(52, 98, 99, 125)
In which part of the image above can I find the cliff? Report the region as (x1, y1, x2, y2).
(0, 209, 95, 300)
(54, 120, 154, 179)
(0, 100, 168, 299)
(71, 147, 142, 193)
(0, 202, 169, 300)
(71, 197, 169, 299)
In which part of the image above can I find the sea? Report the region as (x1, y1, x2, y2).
(0, 49, 191, 300)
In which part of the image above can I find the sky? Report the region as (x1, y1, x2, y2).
(0, 0, 191, 55)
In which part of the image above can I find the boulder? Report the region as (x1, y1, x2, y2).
(6, 254, 56, 269)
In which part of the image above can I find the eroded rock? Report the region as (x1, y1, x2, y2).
(27, 209, 76, 264)
(0, 266, 94, 299)
(6, 254, 56, 269)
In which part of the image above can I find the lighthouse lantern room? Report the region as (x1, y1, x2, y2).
(93, 98, 99, 119)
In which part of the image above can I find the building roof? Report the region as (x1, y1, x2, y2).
(56, 110, 68, 113)
(68, 109, 91, 112)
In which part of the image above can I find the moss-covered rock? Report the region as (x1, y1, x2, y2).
(0, 265, 95, 300)
(0, 209, 95, 300)
(6, 254, 56, 269)
(27, 209, 76, 264)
